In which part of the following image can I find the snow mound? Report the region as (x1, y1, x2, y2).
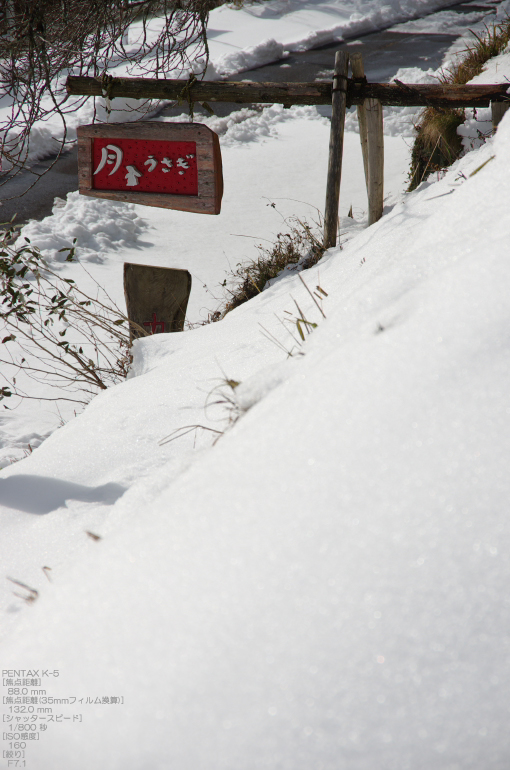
(3, 117, 510, 768)
(160, 103, 328, 147)
(15, 191, 148, 264)
(208, 38, 287, 78)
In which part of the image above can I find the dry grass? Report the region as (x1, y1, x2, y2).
(445, 22, 510, 85)
(219, 216, 325, 318)
(408, 18, 510, 191)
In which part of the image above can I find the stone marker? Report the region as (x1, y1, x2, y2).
(124, 263, 192, 342)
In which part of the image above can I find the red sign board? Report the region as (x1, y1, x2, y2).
(77, 122, 223, 214)
(92, 138, 199, 196)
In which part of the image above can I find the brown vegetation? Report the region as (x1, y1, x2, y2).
(219, 216, 325, 318)
(408, 18, 510, 191)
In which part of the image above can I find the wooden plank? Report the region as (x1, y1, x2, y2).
(124, 263, 192, 342)
(323, 51, 349, 250)
(351, 53, 384, 226)
(350, 53, 368, 188)
(67, 75, 510, 108)
(68, 76, 333, 105)
(77, 121, 223, 214)
(366, 98, 384, 225)
(492, 100, 509, 131)
(348, 82, 509, 108)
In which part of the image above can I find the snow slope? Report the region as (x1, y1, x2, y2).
(1, 63, 510, 770)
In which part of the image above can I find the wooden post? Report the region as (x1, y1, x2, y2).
(366, 97, 384, 225)
(492, 100, 509, 132)
(323, 51, 349, 250)
(350, 52, 368, 188)
(350, 53, 384, 226)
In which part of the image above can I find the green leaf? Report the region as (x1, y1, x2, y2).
(2, 334, 16, 343)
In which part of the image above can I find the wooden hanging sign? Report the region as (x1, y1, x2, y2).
(77, 122, 223, 214)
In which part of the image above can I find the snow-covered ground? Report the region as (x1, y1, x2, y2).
(203, 0, 464, 74)
(2, 0, 510, 768)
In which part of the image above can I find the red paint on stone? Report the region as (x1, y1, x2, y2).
(143, 313, 166, 334)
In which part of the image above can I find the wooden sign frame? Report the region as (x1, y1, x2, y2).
(77, 122, 223, 214)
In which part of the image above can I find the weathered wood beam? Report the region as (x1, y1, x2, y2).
(67, 75, 510, 108)
(492, 101, 509, 131)
(365, 98, 384, 226)
(351, 53, 384, 226)
(67, 76, 333, 106)
(350, 54, 369, 187)
(349, 81, 509, 108)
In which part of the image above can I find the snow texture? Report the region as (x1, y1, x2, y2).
(1, 2, 510, 769)
(15, 191, 147, 265)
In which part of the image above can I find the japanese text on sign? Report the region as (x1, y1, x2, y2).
(92, 138, 198, 195)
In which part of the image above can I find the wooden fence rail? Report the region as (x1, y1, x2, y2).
(67, 76, 510, 109)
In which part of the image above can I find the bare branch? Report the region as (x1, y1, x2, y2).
(0, 223, 134, 406)
(0, 0, 212, 198)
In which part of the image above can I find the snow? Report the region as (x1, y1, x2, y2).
(457, 48, 510, 151)
(2, 1, 510, 768)
(1, 102, 410, 461)
(345, 66, 440, 138)
(206, 0, 469, 61)
(15, 193, 147, 265)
